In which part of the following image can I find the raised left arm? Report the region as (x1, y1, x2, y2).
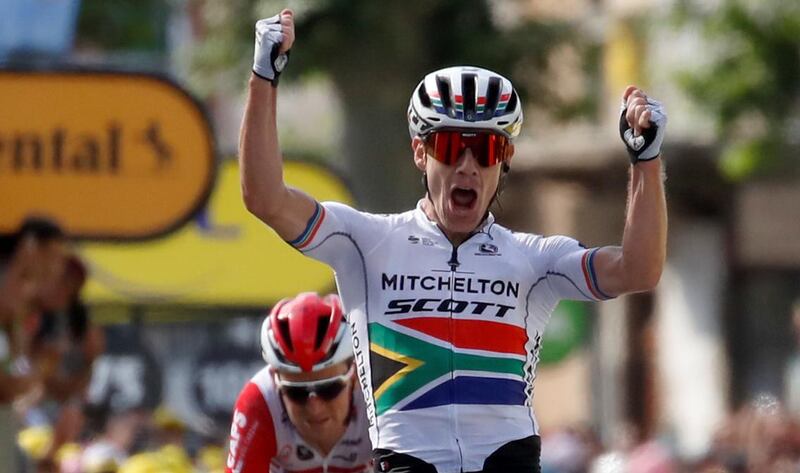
(593, 86, 668, 296)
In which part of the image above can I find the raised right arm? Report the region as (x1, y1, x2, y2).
(240, 9, 318, 241)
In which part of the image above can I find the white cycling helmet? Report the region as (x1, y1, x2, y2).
(261, 292, 353, 373)
(408, 66, 524, 140)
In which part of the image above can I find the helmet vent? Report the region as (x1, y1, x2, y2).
(506, 90, 519, 113)
(435, 76, 455, 118)
(315, 317, 331, 351)
(462, 73, 477, 122)
(276, 319, 294, 352)
(484, 77, 501, 118)
(418, 84, 432, 108)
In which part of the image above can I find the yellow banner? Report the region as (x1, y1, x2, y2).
(0, 70, 214, 239)
(80, 160, 353, 306)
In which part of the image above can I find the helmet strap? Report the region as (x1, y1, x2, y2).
(422, 172, 432, 203)
(489, 164, 510, 210)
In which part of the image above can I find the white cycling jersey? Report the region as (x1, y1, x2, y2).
(288, 200, 612, 473)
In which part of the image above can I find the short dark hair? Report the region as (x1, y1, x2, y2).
(17, 216, 65, 243)
(0, 216, 65, 262)
(0, 234, 14, 262)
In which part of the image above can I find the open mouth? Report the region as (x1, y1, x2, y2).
(451, 187, 478, 210)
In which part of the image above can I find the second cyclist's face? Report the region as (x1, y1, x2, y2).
(278, 362, 354, 451)
(413, 137, 511, 242)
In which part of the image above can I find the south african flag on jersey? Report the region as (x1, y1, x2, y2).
(369, 317, 535, 416)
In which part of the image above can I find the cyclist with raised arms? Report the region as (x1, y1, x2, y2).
(240, 9, 667, 473)
(225, 293, 372, 473)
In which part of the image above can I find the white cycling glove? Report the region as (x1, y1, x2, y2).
(619, 97, 667, 164)
(253, 15, 290, 86)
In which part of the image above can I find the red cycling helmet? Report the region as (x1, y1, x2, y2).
(261, 292, 353, 373)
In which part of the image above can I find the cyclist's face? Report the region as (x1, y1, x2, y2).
(278, 361, 354, 451)
(413, 136, 512, 240)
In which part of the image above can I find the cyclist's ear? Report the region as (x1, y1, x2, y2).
(412, 136, 427, 171)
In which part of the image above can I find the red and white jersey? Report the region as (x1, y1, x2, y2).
(225, 367, 373, 473)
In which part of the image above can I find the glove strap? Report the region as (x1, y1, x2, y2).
(253, 45, 290, 87)
(619, 110, 660, 164)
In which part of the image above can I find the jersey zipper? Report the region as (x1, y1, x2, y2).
(448, 243, 460, 469)
(448, 240, 473, 471)
(447, 244, 460, 271)
(435, 224, 483, 472)
(314, 444, 328, 473)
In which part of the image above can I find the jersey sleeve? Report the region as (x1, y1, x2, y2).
(225, 382, 277, 473)
(285, 201, 387, 273)
(537, 236, 615, 302)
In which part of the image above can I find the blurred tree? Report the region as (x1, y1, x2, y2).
(76, 0, 169, 51)
(673, 0, 800, 181)
(191, 0, 589, 211)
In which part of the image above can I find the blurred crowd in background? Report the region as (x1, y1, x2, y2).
(1, 217, 226, 472)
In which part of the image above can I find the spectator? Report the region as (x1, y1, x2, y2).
(784, 300, 800, 417)
(1, 217, 67, 472)
(541, 427, 592, 473)
(81, 408, 146, 473)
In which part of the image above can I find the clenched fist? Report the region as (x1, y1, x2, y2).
(253, 9, 295, 85)
(619, 86, 667, 164)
